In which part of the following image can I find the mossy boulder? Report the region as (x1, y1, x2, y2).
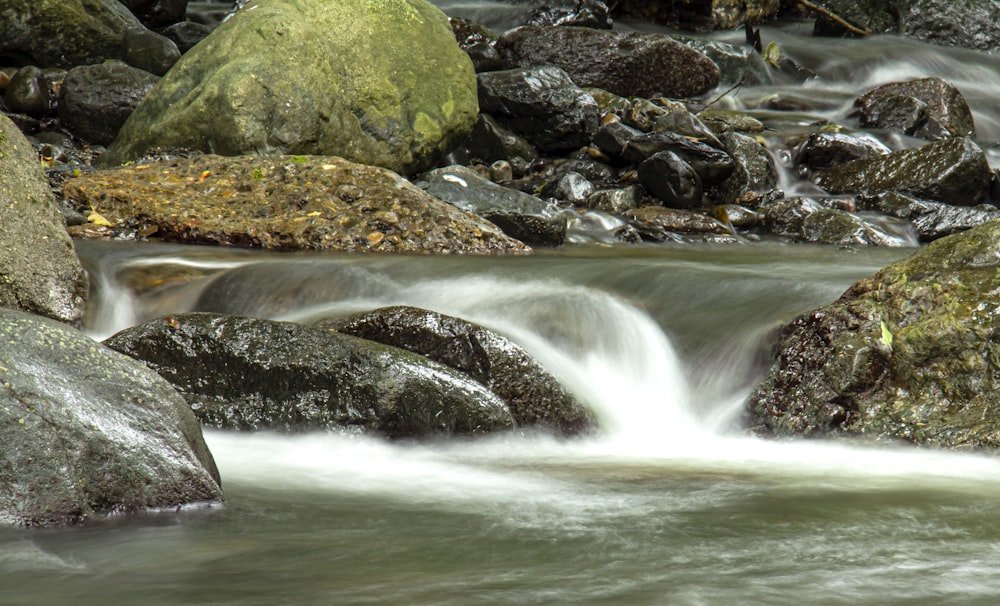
(0, 115, 88, 323)
(104, 313, 515, 438)
(748, 219, 1000, 449)
(0, 309, 222, 528)
(62, 155, 529, 254)
(99, 0, 479, 175)
(323, 306, 596, 436)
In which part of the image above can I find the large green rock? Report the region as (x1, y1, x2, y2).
(748, 220, 1000, 450)
(0, 309, 222, 528)
(100, 0, 479, 176)
(0, 116, 88, 323)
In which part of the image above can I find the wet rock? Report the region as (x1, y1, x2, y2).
(855, 77, 976, 140)
(424, 165, 566, 246)
(1, 308, 222, 528)
(555, 172, 596, 203)
(101, 0, 477, 176)
(324, 306, 596, 436)
(524, 0, 613, 29)
(795, 131, 891, 170)
(748, 220, 1000, 448)
(583, 186, 642, 215)
(0, 115, 89, 323)
(625, 131, 736, 187)
(713, 130, 777, 203)
(650, 104, 724, 150)
(564, 208, 643, 243)
(104, 313, 515, 438)
(450, 17, 504, 73)
(0, 0, 180, 74)
(120, 0, 188, 29)
(444, 114, 538, 176)
(497, 26, 720, 99)
(3, 67, 54, 116)
(157, 21, 215, 54)
(638, 151, 704, 209)
(62, 155, 529, 255)
(761, 196, 916, 246)
(697, 109, 765, 134)
(714, 204, 760, 229)
(477, 66, 600, 153)
(593, 121, 643, 158)
(815, 137, 992, 206)
(59, 61, 159, 146)
(610, 0, 781, 31)
(856, 191, 1000, 242)
(628, 205, 730, 235)
(674, 36, 772, 87)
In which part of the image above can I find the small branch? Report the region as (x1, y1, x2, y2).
(798, 0, 872, 36)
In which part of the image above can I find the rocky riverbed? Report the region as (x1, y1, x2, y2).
(2, 0, 1000, 526)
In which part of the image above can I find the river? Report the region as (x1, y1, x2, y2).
(4, 2, 1000, 604)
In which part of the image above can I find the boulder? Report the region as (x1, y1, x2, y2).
(477, 66, 600, 153)
(62, 155, 530, 255)
(610, 0, 781, 31)
(748, 220, 1000, 449)
(323, 306, 596, 436)
(100, 0, 478, 176)
(854, 77, 976, 140)
(496, 26, 720, 99)
(0, 0, 180, 75)
(0, 309, 222, 528)
(103, 313, 515, 438)
(3, 67, 58, 116)
(0, 115, 88, 323)
(815, 137, 992, 206)
(424, 165, 567, 246)
(637, 151, 704, 209)
(58, 61, 160, 146)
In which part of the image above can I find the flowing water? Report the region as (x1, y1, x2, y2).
(6, 3, 1000, 604)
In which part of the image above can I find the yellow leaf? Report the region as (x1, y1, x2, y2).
(763, 41, 782, 68)
(880, 320, 893, 352)
(87, 212, 114, 227)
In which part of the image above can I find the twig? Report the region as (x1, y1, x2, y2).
(798, 0, 872, 36)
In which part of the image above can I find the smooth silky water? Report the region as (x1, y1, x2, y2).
(7, 2, 1000, 603)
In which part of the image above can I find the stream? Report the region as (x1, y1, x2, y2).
(4, 2, 1000, 604)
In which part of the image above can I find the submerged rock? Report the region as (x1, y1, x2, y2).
(748, 220, 1000, 449)
(325, 306, 596, 436)
(0, 309, 222, 528)
(100, 0, 478, 175)
(104, 313, 515, 438)
(0, 115, 89, 323)
(62, 155, 529, 255)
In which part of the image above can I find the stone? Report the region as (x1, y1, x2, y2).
(637, 151, 704, 209)
(610, 0, 781, 31)
(856, 192, 1000, 242)
(795, 131, 891, 170)
(855, 77, 976, 140)
(628, 205, 730, 234)
(59, 61, 160, 146)
(444, 114, 538, 176)
(100, 0, 478, 176)
(760, 196, 916, 247)
(584, 186, 642, 215)
(0, 115, 89, 323)
(119, 0, 189, 29)
(0, 309, 222, 527)
(496, 26, 720, 99)
(62, 155, 529, 255)
(524, 0, 613, 29)
(748, 220, 1000, 448)
(104, 313, 515, 438)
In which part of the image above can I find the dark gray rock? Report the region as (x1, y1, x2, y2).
(445, 114, 538, 176)
(795, 131, 891, 170)
(555, 172, 596, 203)
(524, 0, 613, 29)
(638, 151, 704, 209)
(855, 77, 976, 140)
(59, 61, 160, 146)
(610, 0, 781, 31)
(761, 197, 916, 246)
(324, 306, 596, 436)
(157, 21, 215, 54)
(674, 36, 772, 87)
(425, 165, 567, 246)
(1, 309, 222, 528)
(104, 313, 515, 438)
(497, 25, 720, 99)
(584, 186, 642, 214)
(856, 191, 1000, 242)
(815, 137, 992, 206)
(3, 67, 53, 116)
(625, 131, 736, 187)
(0, 115, 88, 323)
(650, 105, 724, 150)
(120, 0, 188, 29)
(713, 130, 777, 203)
(477, 66, 600, 153)
(592, 121, 643, 158)
(749, 220, 1000, 448)
(450, 17, 504, 73)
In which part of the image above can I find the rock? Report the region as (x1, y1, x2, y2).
(62, 155, 530, 255)
(761, 197, 916, 246)
(854, 77, 976, 140)
(650, 103, 724, 149)
(0, 0, 180, 75)
(584, 186, 642, 215)
(157, 21, 215, 54)
(103, 313, 515, 438)
(628, 205, 730, 235)
(565, 208, 643, 243)
(450, 17, 504, 73)
(0, 116, 88, 323)
(625, 131, 736, 187)
(856, 191, 1000, 242)
(697, 109, 765, 134)
(713, 130, 777, 203)
(795, 131, 891, 170)
(58, 61, 160, 146)
(120, 0, 188, 29)
(3, 67, 55, 116)
(477, 66, 600, 153)
(424, 165, 567, 246)
(323, 306, 596, 435)
(444, 114, 538, 176)
(496, 26, 720, 99)
(593, 121, 643, 158)
(748, 220, 1000, 448)
(100, 0, 478, 176)
(610, 0, 781, 31)
(815, 137, 992, 206)
(555, 172, 596, 203)
(674, 37, 772, 87)
(0, 308, 222, 527)
(524, 0, 613, 29)
(637, 151, 704, 209)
